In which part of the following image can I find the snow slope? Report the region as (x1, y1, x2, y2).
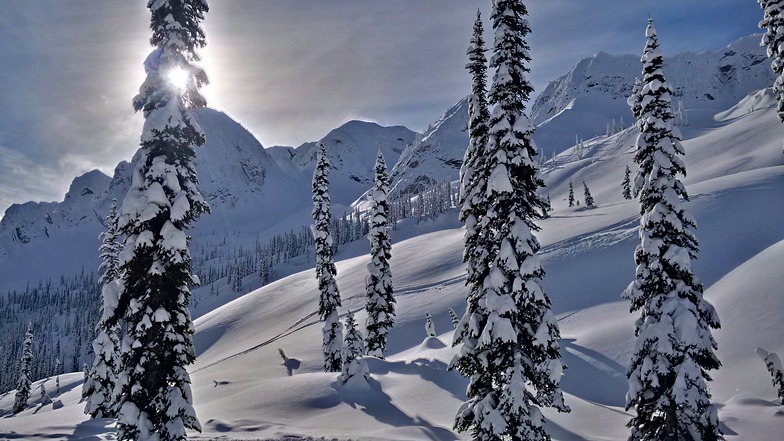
(2, 85, 782, 439)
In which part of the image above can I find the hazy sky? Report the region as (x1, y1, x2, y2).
(0, 0, 762, 215)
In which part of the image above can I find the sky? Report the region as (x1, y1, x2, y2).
(0, 0, 764, 216)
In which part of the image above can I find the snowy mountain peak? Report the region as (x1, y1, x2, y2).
(389, 96, 469, 196)
(531, 33, 772, 156)
(63, 169, 111, 202)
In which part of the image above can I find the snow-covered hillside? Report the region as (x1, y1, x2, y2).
(2, 74, 783, 439)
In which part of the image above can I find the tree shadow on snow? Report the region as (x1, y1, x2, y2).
(367, 357, 467, 401)
(559, 339, 627, 407)
(65, 418, 116, 440)
(333, 378, 457, 441)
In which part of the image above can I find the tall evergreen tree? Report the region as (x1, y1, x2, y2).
(13, 323, 33, 414)
(623, 19, 722, 441)
(568, 180, 575, 207)
(113, 0, 210, 438)
(759, 0, 784, 122)
(84, 200, 124, 418)
(83, 280, 123, 419)
(583, 181, 595, 208)
(82, 200, 122, 418)
(339, 311, 369, 385)
(99, 199, 123, 286)
(364, 147, 395, 358)
(452, 2, 568, 439)
(312, 141, 343, 372)
(622, 165, 633, 200)
(456, 8, 493, 355)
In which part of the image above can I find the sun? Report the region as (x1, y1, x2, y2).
(166, 67, 189, 91)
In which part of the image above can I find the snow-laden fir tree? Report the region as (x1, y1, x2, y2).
(448, 308, 460, 329)
(13, 323, 34, 414)
(83, 280, 123, 418)
(568, 180, 575, 207)
(113, 0, 210, 438)
(339, 311, 369, 385)
(425, 312, 437, 337)
(759, 0, 784, 122)
(99, 199, 122, 285)
(55, 357, 61, 394)
(455, 9, 492, 365)
(84, 200, 124, 418)
(755, 348, 784, 404)
(542, 193, 552, 218)
(623, 19, 722, 441)
(622, 165, 633, 200)
(312, 141, 343, 372)
(364, 147, 394, 358)
(452, 2, 569, 439)
(583, 181, 595, 208)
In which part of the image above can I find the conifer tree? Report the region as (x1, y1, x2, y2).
(455, 9, 492, 364)
(448, 308, 460, 329)
(622, 165, 633, 200)
(339, 311, 369, 385)
(99, 199, 122, 286)
(623, 19, 722, 441)
(583, 181, 595, 208)
(113, 0, 210, 438)
(365, 147, 395, 358)
(13, 323, 34, 414)
(312, 141, 343, 372)
(84, 200, 124, 419)
(452, 2, 568, 439)
(425, 312, 437, 337)
(755, 348, 784, 404)
(83, 280, 123, 419)
(759, 0, 784, 122)
(568, 180, 575, 207)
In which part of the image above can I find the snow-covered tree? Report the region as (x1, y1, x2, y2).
(622, 165, 633, 200)
(84, 201, 125, 419)
(759, 0, 784, 122)
(312, 141, 343, 372)
(425, 312, 436, 337)
(756, 348, 784, 404)
(623, 19, 722, 441)
(455, 9, 493, 366)
(339, 311, 369, 385)
(113, 0, 210, 438)
(99, 199, 123, 286)
(13, 323, 34, 414)
(54, 357, 61, 394)
(83, 280, 122, 419)
(452, 2, 569, 439)
(568, 180, 575, 207)
(365, 148, 394, 358)
(448, 308, 460, 329)
(583, 181, 595, 208)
